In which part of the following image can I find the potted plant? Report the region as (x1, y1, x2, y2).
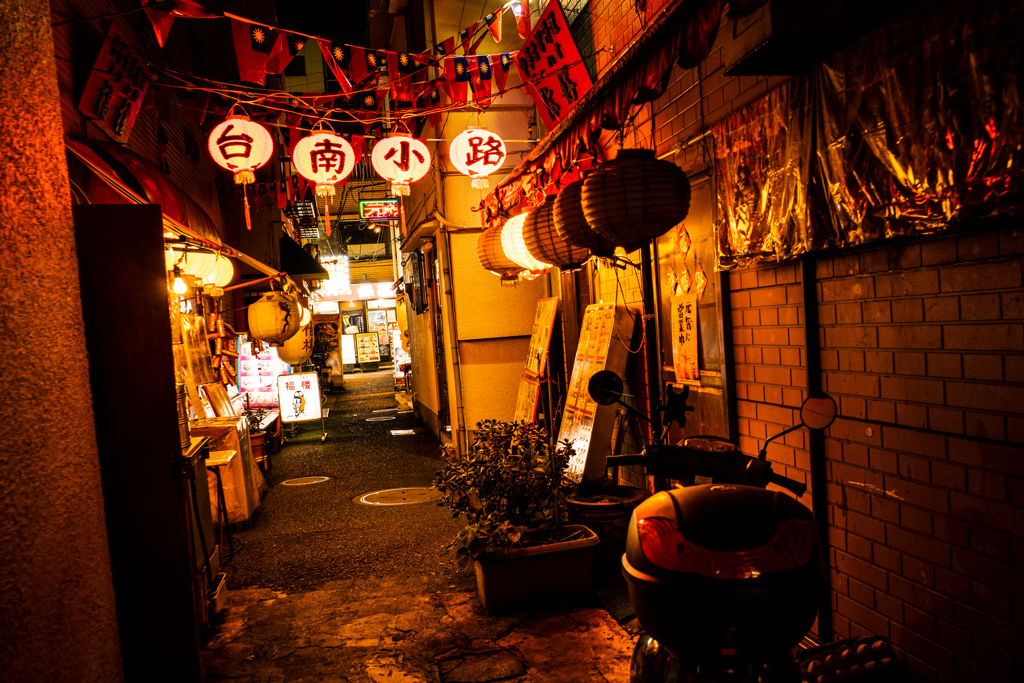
(434, 420, 599, 613)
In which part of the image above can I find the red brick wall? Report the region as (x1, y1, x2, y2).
(732, 225, 1024, 682)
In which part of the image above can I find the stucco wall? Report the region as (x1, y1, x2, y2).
(459, 337, 534, 426)
(0, 2, 123, 681)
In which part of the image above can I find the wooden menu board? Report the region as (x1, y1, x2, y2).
(513, 298, 559, 423)
(558, 303, 636, 484)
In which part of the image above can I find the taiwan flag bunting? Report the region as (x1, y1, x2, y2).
(484, 11, 502, 43)
(511, 0, 531, 39)
(469, 56, 493, 105)
(356, 88, 385, 133)
(434, 36, 456, 57)
(494, 52, 513, 93)
(278, 178, 289, 209)
(386, 51, 416, 102)
(267, 31, 305, 74)
(459, 22, 478, 54)
(142, 0, 218, 48)
(355, 47, 383, 83)
(469, 29, 489, 55)
(352, 135, 365, 164)
(319, 40, 353, 94)
(231, 20, 276, 84)
(445, 56, 471, 104)
(180, 86, 210, 125)
(427, 86, 443, 129)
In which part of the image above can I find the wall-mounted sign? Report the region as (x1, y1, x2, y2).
(360, 199, 400, 219)
(367, 297, 397, 309)
(277, 371, 323, 423)
(77, 24, 151, 143)
(671, 293, 700, 382)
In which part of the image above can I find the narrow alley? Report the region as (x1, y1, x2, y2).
(200, 371, 636, 683)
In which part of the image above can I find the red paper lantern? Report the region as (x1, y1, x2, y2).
(580, 149, 691, 253)
(372, 134, 431, 196)
(524, 194, 591, 271)
(553, 178, 616, 257)
(450, 126, 506, 188)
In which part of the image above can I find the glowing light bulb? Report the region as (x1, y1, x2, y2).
(172, 266, 188, 294)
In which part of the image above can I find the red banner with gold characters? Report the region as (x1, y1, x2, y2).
(77, 24, 151, 143)
(514, 0, 593, 131)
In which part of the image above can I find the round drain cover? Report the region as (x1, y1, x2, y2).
(281, 476, 330, 486)
(354, 487, 441, 506)
(373, 408, 400, 413)
(366, 416, 396, 422)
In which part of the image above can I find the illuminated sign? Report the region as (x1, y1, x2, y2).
(360, 199, 400, 219)
(277, 372, 323, 423)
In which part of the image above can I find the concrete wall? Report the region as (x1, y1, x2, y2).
(0, 2, 123, 680)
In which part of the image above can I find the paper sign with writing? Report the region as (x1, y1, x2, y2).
(514, 297, 559, 424)
(514, 0, 593, 130)
(277, 371, 323, 423)
(356, 332, 381, 363)
(671, 293, 699, 383)
(77, 24, 150, 143)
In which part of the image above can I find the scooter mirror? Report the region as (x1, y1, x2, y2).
(800, 395, 838, 430)
(588, 370, 624, 406)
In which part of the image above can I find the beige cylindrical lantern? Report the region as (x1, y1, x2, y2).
(277, 321, 312, 365)
(580, 149, 691, 253)
(553, 179, 617, 258)
(201, 253, 235, 287)
(248, 291, 301, 345)
(524, 194, 591, 271)
(477, 225, 523, 283)
(501, 212, 550, 272)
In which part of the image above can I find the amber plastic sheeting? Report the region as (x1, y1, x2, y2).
(816, 1, 1024, 243)
(713, 82, 816, 266)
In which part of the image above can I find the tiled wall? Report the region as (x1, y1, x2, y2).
(730, 225, 1024, 682)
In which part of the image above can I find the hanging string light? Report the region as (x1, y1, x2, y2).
(292, 129, 355, 238)
(208, 112, 274, 232)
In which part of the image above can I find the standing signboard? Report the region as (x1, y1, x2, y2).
(557, 303, 637, 484)
(277, 372, 323, 423)
(513, 297, 559, 423)
(356, 332, 381, 363)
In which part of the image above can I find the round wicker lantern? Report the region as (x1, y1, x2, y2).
(248, 291, 301, 346)
(553, 179, 616, 258)
(277, 320, 312, 365)
(524, 194, 591, 271)
(478, 225, 523, 283)
(580, 149, 691, 253)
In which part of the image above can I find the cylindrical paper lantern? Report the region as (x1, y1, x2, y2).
(501, 212, 550, 272)
(277, 320, 312, 365)
(201, 253, 235, 287)
(248, 291, 301, 346)
(208, 115, 274, 185)
(478, 225, 522, 282)
(372, 134, 431, 196)
(450, 126, 506, 188)
(553, 179, 617, 257)
(524, 194, 591, 271)
(292, 132, 355, 197)
(580, 149, 691, 253)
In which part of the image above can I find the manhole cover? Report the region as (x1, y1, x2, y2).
(390, 429, 417, 435)
(354, 487, 441, 506)
(281, 476, 330, 486)
(374, 408, 400, 413)
(366, 416, 396, 422)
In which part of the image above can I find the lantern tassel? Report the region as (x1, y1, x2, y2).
(243, 186, 252, 231)
(325, 203, 331, 237)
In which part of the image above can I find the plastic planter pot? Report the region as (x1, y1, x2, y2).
(473, 524, 600, 614)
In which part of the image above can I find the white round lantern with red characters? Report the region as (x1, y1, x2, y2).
(450, 126, 506, 188)
(372, 134, 431, 196)
(208, 115, 274, 185)
(293, 132, 355, 198)
(293, 132, 355, 237)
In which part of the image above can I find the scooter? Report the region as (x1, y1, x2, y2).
(586, 372, 838, 683)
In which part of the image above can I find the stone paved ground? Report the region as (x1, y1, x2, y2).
(201, 370, 636, 682)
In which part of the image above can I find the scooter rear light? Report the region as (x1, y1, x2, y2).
(635, 516, 815, 578)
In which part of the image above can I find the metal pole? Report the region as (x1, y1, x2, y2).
(640, 243, 662, 442)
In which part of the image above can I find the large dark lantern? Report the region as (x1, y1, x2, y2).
(524, 195, 592, 271)
(553, 179, 616, 258)
(580, 149, 691, 253)
(478, 225, 523, 283)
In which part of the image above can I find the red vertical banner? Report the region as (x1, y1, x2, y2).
(76, 24, 151, 143)
(514, 0, 593, 130)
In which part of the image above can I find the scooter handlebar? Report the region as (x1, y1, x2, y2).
(766, 470, 807, 497)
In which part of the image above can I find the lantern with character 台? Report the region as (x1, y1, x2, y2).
(293, 131, 356, 237)
(372, 133, 431, 196)
(208, 114, 274, 231)
(450, 126, 506, 188)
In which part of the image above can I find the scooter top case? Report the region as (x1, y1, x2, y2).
(623, 484, 823, 666)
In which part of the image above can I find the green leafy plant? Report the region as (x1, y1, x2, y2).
(434, 420, 577, 566)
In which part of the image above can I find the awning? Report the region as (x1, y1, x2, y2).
(482, 0, 765, 225)
(279, 236, 329, 281)
(66, 138, 283, 279)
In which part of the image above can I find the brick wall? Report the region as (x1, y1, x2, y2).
(731, 224, 1024, 683)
